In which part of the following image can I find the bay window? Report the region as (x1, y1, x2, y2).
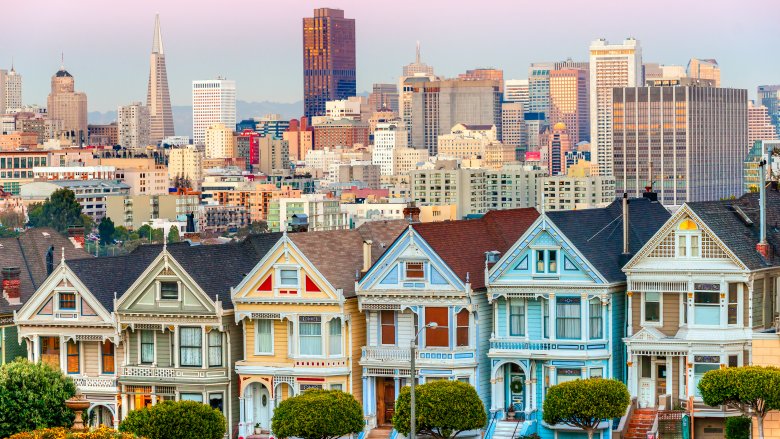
(380, 311, 396, 345)
(693, 356, 720, 397)
(329, 319, 342, 356)
(509, 299, 525, 336)
(255, 319, 273, 354)
(693, 285, 720, 325)
(101, 341, 115, 374)
(556, 297, 581, 339)
(456, 310, 469, 346)
(208, 331, 222, 366)
(299, 316, 322, 356)
(180, 327, 202, 367)
(66, 341, 79, 374)
(425, 307, 449, 347)
(728, 283, 739, 325)
(141, 330, 155, 364)
(557, 368, 581, 384)
(643, 292, 661, 324)
(589, 298, 603, 339)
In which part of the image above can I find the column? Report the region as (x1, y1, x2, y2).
(548, 294, 556, 341)
(31, 336, 39, 363)
(59, 335, 66, 372)
(626, 291, 633, 336)
(394, 376, 400, 399)
(173, 326, 179, 368)
(201, 326, 207, 370)
(627, 349, 637, 396)
(666, 356, 673, 400)
(238, 395, 246, 436)
(120, 391, 128, 422)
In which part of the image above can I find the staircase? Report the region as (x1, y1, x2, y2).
(492, 420, 523, 439)
(625, 408, 657, 439)
(366, 426, 393, 439)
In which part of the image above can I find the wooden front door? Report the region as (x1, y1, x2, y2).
(376, 378, 396, 425)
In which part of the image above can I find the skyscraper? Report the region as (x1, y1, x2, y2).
(757, 85, 780, 135)
(303, 8, 356, 118)
(3, 65, 22, 113)
(528, 63, 553, 115)
(118, 102, 151, 150)
(613, 80, 746, 205)
(147, 14, 175, 145)
(504, 79, 529, 110)
(47, 63, 88, 145)
(748, 100, 778, 149)
(687, 58, 720, 87)
(368, 83, 399, 113)
(589, 38, 642, 176)
(458, 68, 504, 92)
(549, 68, 588, 144)
(192, 77, 236, 146)
(402, 42, 434, 77)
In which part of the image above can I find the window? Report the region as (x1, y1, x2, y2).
(330, 383, 343, 391)
(536, 250, 545, 272)
(209, 393, 224, 413)
(380, 311, 396, 345)
(557, 368, 581, 384)
(589, 298, 603, 339)
(66, 341, 79, 374)
(180, 393, 203, 402)
(542, 298, 549, 338)
(590, 367, 603, 378)
(425, 307, 449, 347)
(160, 281, 178, 300)
(102, 341, 115, 374)
(329, 319, 342, 356)
(299, 316, 322, 356)
(255, 319, 273, 354)
(509, 299, 525, 336)
(556, 297, 581, 339)
(693, 356, 720, 397)
(548, 251, 557, 272)
(535, 249, 558, 274)
(676, 220, 701, 258)
(677, 235, 687, 257)
(405, 262, 425, 279)
(729, 355, 739, 367)
(728, 283, 739, 325)
(640, 356, 651, 378)
(456, 310, 469, 346)
(279, 269, 298, 286)
(59, 292, 76, 310)
(644, 292, 661, 324)
(180, 327, 202, 367)
(208, 331, 222, 366)
(141, 330, 155, 364)
(40, 337, 59, 368)
(694, 289, 720, 326)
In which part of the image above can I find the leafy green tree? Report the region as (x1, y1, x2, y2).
(80, 214, 95, 236)
(542, 378, 630, 439)
(114, 226, 130, 242)
(98, 217, 116, 245)
(393, 380, 486, 439)
(0, 225, 19, 237)
(119, 400, 225, 439)
(698, 366, 780, 439)
(0, 207, 25, 229)
(167, 225, 180, 243)
(0, 358, 77, 437)
(137, 224, 153, 242)
(272, 389, 363, 439)
(151, 228, 164, 243)
(26, 189, 84, 232)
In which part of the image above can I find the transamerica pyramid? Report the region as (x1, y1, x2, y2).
(147, 14, 175, 145)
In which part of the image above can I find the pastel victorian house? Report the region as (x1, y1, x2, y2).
(623, 191, 780, 438)
(486, 197, 669, 438)
(114, 239, 275, 437)
(231, 222, 404, 439)
(356, 209, 538, 432)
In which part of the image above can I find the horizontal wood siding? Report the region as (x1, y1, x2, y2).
(397, 311, 414, 347)
(527, 298, 542, 340)
(496, 299, 507, 338)
(157, 331, 171, 367)
(631, 291, 641, 336)
(367, 311, 378, 346)
(660, 293, 680, 336)
(344, 298, 364, 404)
(83, 341, 99, 376)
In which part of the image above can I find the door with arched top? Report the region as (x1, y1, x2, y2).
(251, 383, 272, 430)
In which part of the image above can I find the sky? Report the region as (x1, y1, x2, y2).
(2, 0, 776, 112)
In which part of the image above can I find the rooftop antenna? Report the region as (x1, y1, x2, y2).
(60, 52, 64, 70)
(416, 41, 421, 64)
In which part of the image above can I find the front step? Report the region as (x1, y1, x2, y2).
(367, 427, 393, 439)
(493, 420, 523, 439)
(625, 409, 657, 439)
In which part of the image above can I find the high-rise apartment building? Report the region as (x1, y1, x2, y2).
(437, 123, 513, 169)
(204, 123, 236, 159)
(543, 123, 573, 176)
(458, 68, 504, 92)
(168, 145, 204, 189)
(146, 15, 175, 145)
(192, 77, 236, 146)
(757, 85, 780, 136)
(372, 120, 407, 175)
(404, 77, 502, 155)
(369, 83, 399, 113)
(303, 8, 356, 118)
(312, 118, 370, 150)
(589, 38, 642, 176)
(687, 58, 720, 87)
(528, 63, 553, 115)
(256, 136, 290, 176)
(613, 80, 747, 205)
(748, 101, 778, 149)
(504, 79, 529, 110)
(118, 102, 151, 150)
(549, 68, 588, 144)
(501, 102, 527, 159)
(1, 66, 22, 113)
(47, 65, 88, 145)
(284, 118, 314, 161)
(644, 63, 686, 81)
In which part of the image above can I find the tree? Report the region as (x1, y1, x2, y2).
(98, 217, 116, 245)
(167, 225, 180, 243)
(114, 226, 130, 242)
(725, 416, 752, 439)
(542, 378, 630, 439)
(0, 358, 77, 438)
(698, 366, 780, 439)
(0, 206, 25, 229)
(137, 224, 153, 242)
(151, 228, 164, 243)
(119, 400, 225, 439)
(26, 188, 84, 233)
(392, 380, 486, 439)
(236, 221, 268, 239)
(272, 389, 363, 439)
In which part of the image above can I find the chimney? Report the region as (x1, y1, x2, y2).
(622, 193, 630, 255)
(403, 201, 421, 223)
(46, 246, 54, 275)
(2, 267, 21, 305)
(362, 240, 373, 273)
(757, 160, 770, 259)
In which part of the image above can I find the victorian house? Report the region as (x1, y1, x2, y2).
(486, 197, 669, 438)
(356, 209, 538, 431)
(623, 191, 780, 438)
(231, 222, 404, 438)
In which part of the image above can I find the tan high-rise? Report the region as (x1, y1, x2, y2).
(687, 58, 720, 87)
(47, 67, 88, 145)
(147, 14, 175, 145)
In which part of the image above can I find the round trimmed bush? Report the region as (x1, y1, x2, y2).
(119, 400, 225, 439)
(271, 389, 363, 439)
(725, 416, 752, 439)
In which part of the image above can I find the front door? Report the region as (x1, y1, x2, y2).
(656, 364, 667, 398)
(382, 379, 395, 425)
(638, 356, 655, 408)
(252, 384, 271, 430)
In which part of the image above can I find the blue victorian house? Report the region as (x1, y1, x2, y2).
(485, 197, 669, 438)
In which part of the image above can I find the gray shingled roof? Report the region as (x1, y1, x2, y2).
(547, 198, 671, 283)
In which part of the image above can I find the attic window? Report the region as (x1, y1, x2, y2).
(59, 293, 76, 310)
(405, 262, 425, 279)
(160, 281, 178, 300)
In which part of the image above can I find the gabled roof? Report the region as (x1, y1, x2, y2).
(411, 208, 540, 289)
(687, 191, 780, 270)
(288, 221, 407, 298)
(0, 228, 90, 314)
(547, 198, 671, 283)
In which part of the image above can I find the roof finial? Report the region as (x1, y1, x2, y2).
(61, 247, 65, 263)
(416, 41, 421, 64)
(60, 52, 64, 70)
(10, 56, 14, 72)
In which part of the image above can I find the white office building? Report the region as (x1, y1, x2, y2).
(118, 102, 151, 150)
(192, 77, 236, 146)
(372, 120, 407, 175)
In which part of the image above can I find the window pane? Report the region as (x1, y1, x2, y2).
(299, 321, 322, 355)
(405, 262, 424, 279)
(280, 269, 298, 286)
(677, 235, 687, 256)
(380, 311, 396, 345)
(542, 298, 549, 338)
(548, 251, 557, 272)
(102, 341, 115, 374)
(208, 331, 222, 366)
(456, 310, 469, 346)
(181, 393, 203, 402)
(256, 320, 273, 353)
(509, 300, 525, 336)
(425, 307, 449, 347)
(141, 330, 155, 364)
(557, 368, 581, 384)
(160, 282, 178, 300)
(556, 297, 581, 339)
(329, 320, 342, 356)
(644, 292, 661, 323)
(690, 235, 700, 257)
(589, 298, 603, 339)
(67, 341, 79, 373)
(60, 293, 76, 310)
(40, 337, 60, 368)
(180, 327, 202, 366)
(536, 250, 545, 272)
(209, 393, 224, 412)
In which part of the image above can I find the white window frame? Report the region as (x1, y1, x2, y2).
(403, 261, 426, 281)
(254, 319, 274, 355)
(641, 291, 663, 326)
(532, 248, 559, 276)
(675, 231, 702, 258)
(139, 330, 156, 365)
(157, 279, 180, 301)
(276, 266, 300, 290)
(328, 318, 343, 358)
(588, 297, 604, 340)
(692, 289, 721, 327)
(589, 367, 604, 378)
(298, 317, 324, 357)
(508, 298, 526, 337)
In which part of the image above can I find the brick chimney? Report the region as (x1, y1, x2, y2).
(403, 201, 421, 223)
(2, 267, 21, 305)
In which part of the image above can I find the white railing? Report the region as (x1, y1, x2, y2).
(362, 346, 477, 363)
(121, 366, 227, 380)
(362, 346, 411, 362)
(73, 376, 118, 390)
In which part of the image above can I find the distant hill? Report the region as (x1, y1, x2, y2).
(88, 100, 304, 138)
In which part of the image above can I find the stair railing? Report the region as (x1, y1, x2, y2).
(611, 396, 637, 439)
(483, 410, 500, 439)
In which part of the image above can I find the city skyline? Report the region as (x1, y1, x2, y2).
(2, 0, 776, 112)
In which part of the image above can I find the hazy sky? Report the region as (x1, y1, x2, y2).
(2, 0, 775, 112)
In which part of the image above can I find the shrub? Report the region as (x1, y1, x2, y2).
(725, 416, 752, 439)
(119, 400, 225, 439)
(542, 378, 630, 439)
(392, 380, 486, 439)
(7, 426, 142, 438)
(0, 359, 77, 438)
(271, 389, 363, 439)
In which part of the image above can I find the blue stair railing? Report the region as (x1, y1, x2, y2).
(484, 410, 500, 439)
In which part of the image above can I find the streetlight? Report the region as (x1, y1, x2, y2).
(410, 322, 438, 439)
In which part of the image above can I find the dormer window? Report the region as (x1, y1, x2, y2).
(279, 269, 299, 287)
(534, 249, 559, 275)
(676, 219, 701, 258)
(59, 293, 76, 310)
(405, 262, 425, 279)
(160, 281, 179, 300)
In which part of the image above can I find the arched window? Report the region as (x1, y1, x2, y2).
(676, 219, 701, 258)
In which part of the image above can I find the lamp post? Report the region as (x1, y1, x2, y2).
(411, 322, 438, 439)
